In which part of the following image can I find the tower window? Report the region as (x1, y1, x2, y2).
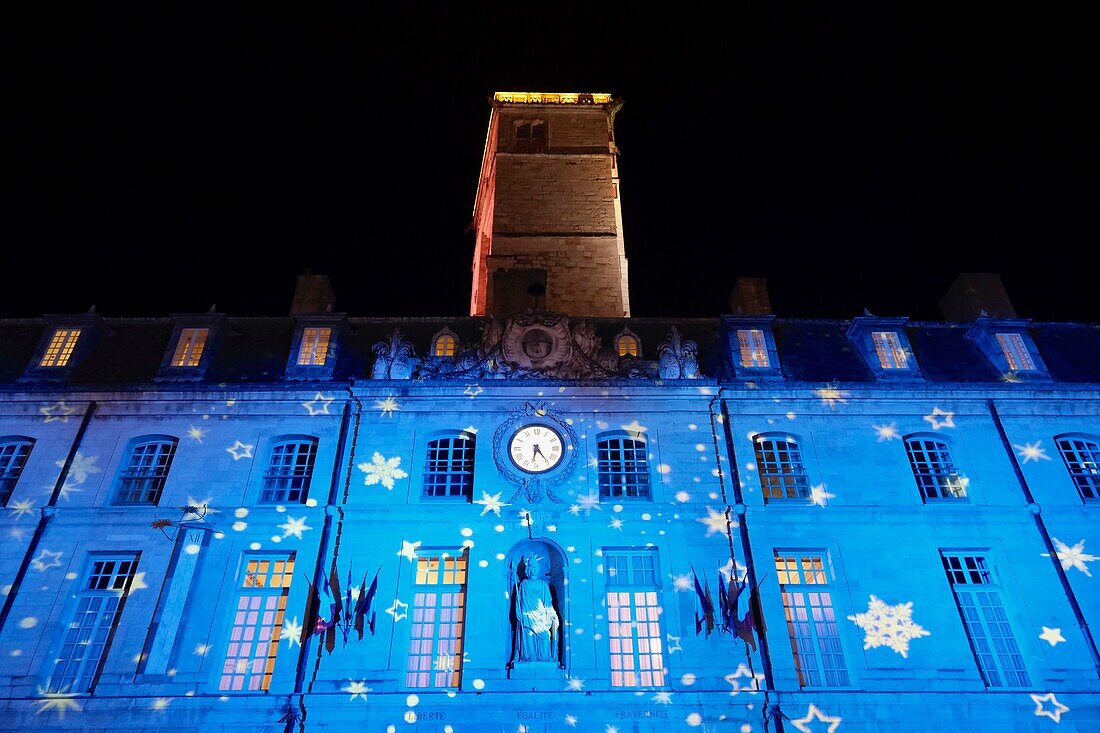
(515, 121, 547, 153)
(261, 438, 318, 504)
(995, 333, 1036, 371)
(754, 434, 810, 501)
(0, 437, 34, 506)
(1056, 434, 1100, 501)
(597, 433, 651, 499)
(171, 328, 209, 367)
(423, 433, 476, 499)
(297, 327, 332, 366)
(112, 437, 178, 505)
(871, 331, 908, 370)
(905, 435, 967, 500)
(775, 552, 849, 687)
(40, 328, 81, 367)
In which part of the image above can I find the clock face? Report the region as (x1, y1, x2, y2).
(509, 424, 565, 474)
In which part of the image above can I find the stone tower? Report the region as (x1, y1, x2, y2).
(470, 92, 630, 318)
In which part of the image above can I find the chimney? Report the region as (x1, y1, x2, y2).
(290, 271, 336, 315)
(729, 277, 772, 315)
(939, 273, 1017, 322)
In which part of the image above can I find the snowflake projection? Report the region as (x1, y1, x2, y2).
(1013, 441, 1051, 463)
(282, 617, 303, 647)
(31, 549, 63, 572)
(815, 388, 849, 408)
(40, 401, 77, 423)
(57, 452, 101, 484)
(1044, 538, 1098, 577)
(791, 704, 841, 733)
(564, 714, 578, 727)
(808, 484, 835, 507)
(922, 407, 955, 430)
(278, 516, 312, 540)
(150, 698, 170, 711)
(873, 422, 900, 441)
(717, 559, 748, 584)
(343, 680, 371, 701)
(375, 396, 400, 417)
(1031, 692, 1070, 722)
(671, 573, 693, 592)
(187, 426, 207, 443)
(358, 452, 408, 490)
(301, 392, 335, 416)
(33, 686, 82, 718)
(183, 497, 217, 521)
(847, 595, 930, 657)
(9, 499, 36, 519)
(608, 517, 624, 531)
(226, 441, 254, 460)
(474, 491, 510, 517)
(651, 691, 673, 704)
(697, 506, 729, 537)
(565, 677, 585, 691)
(194, 643, 212, 656)
(576, 494, 600, 513)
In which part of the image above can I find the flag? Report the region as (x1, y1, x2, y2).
(704, 578, 715, 636)
(354, 568, 380, 640)
(734, 579, 764, 652)
(691, 566, 714, 637)
(299, 574, 321, 646)
(326, 566, 342, 653)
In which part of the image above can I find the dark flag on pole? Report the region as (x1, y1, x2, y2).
(691, 566, 715, 637)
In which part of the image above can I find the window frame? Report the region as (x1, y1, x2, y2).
(903, 433, 969, 502)
(0, 435, 35, 506)
(846, 316, 921, 379)
(170, 327, 210, 368)
(39, 328, 82, 368)
(110, 435, 179, 506)
(965, 318, 1049, 380)
(724, 316, 782, 379)
(217, 552, 296, 693)
(602, 547, 665, 689)
(284, 317, 344, 380)
(1055, 433, 1100, 502)
(514, 120, 548, 153)
(773, 549, 851, 688)
(753, 432, 811, 502)
(404, 549, 469, 690)
(430, 327, 460, 358)
(22, 314, 102, 382)
(156, 315, 224, 381)
(421, 431, 476, 501)
(595, 430, 653, 501)
(259, 436, 319, 504)
(615, 328, 641, 358)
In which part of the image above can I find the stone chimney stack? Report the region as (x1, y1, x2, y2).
(729, 277, 772, 315)
(939, 273, 1017, 322)
(290, 271, 336, 315)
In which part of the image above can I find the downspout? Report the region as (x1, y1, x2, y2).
(986, 399, 1100, 677)
(710, 393, 784, 733)
(0, 400, 98, 633)
(286, 386, 360, 733)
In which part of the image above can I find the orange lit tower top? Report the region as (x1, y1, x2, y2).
(470, 92, 629, 318)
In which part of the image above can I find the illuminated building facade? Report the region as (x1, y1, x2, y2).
(1, 94, 1099, 732)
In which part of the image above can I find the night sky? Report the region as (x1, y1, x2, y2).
(5, 6, 1095, 322)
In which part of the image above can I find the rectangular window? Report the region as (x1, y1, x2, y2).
(219, 555, 294, 692)
(737, 329, 770, 368)
(50, 555, 139, 693)
(406, 554, 468, 689)
(1056, 436, 1100, 500)
(871, 331, 908, 369)
(604, 549, 664, 688)
(597, 436, 651, 499)
(754, 437, 811, 501)
(171, 328, 209, 367)
(261, 439, 318, 503)
(941, 553, 1030, 687)
(113, 440, 177, 505)
(0, 439, 33, 506)
(40, 328, 81, 367)
(297, 327, 332, 366)
(995, 333, 1036, 371)
(775, 552, 849, 687)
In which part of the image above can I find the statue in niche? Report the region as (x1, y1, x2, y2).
(509, 555, 561, 665)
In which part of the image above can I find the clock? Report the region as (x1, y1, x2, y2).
(508, 424, 565, 474)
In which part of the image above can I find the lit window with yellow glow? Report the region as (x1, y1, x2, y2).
(871, 331, 908, 370)
(605, 549, 664, 687)
(297, 328, 332, 366)
(996, 333, 1036, 371)
(406, 554, 468, 689)
(617, 334, 639, 358)
(433, 334, 457, 357)
(219, 555, 294, 692)
(39, 328, 81, 367)
(737, 329, 769, 367)
(171, 328, 209, 367)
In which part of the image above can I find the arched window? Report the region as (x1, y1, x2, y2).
(597, 432, 651, 499)
(753, 434, 810, 501)
(113, 436, 178, 505)
(423, 432, 476, 499)
(0, 436, 34, 506)
(616, 329, 640, 358)
(905, 435, 966, 500)
(261, 437, 319, 503)
(1055, 434, 1100, 501)
(431, 328, 459, 358)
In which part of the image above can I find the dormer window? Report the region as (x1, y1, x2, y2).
(995, 333, 1036, 371)
(171, 328, 209, 367)
(725, 316, 781, 380)
(40, 328, 81, 367)
(297, 327, 332, 366)
(871, 331, 908, 370)
(515, 121, 547, 153)
(615, 329, 640, 358)
(431, 327, 460, 358)
(737, 329, 769, 368)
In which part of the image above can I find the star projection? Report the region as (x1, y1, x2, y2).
(1031, 692, 1070, 722)
(697, 506, 729, 537)
(1039, 627, 1066, 647)
(814, 387, 849, 408)
(1013, 441, 1051, 463)
(791, 704, 842, 733)
(847, 595, 930, 657)
(225, 440, 254, 460)
(39, 400, 77, 423)
(922, 407, 955, 430)
(1044, 538, 1098, 577)
(342, 680, 371, 701)
(808, 483, 835, 506)
(873, 422, 900, 441)
(358, 452, 409, 489)
(33, 686, 82, 718)
(375, 396, 400, 416)
(474, 491, 510, 516)
(301, 392, 335, 416)
(277, 516, 312, 539)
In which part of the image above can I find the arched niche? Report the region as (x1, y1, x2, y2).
(505, 538, 568, 673)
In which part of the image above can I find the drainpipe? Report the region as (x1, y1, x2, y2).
(286, 386, 360, 733)
(711, 394, 784, 733)
(986, 399, 1100, 677)
(0, 400, 97, 633)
